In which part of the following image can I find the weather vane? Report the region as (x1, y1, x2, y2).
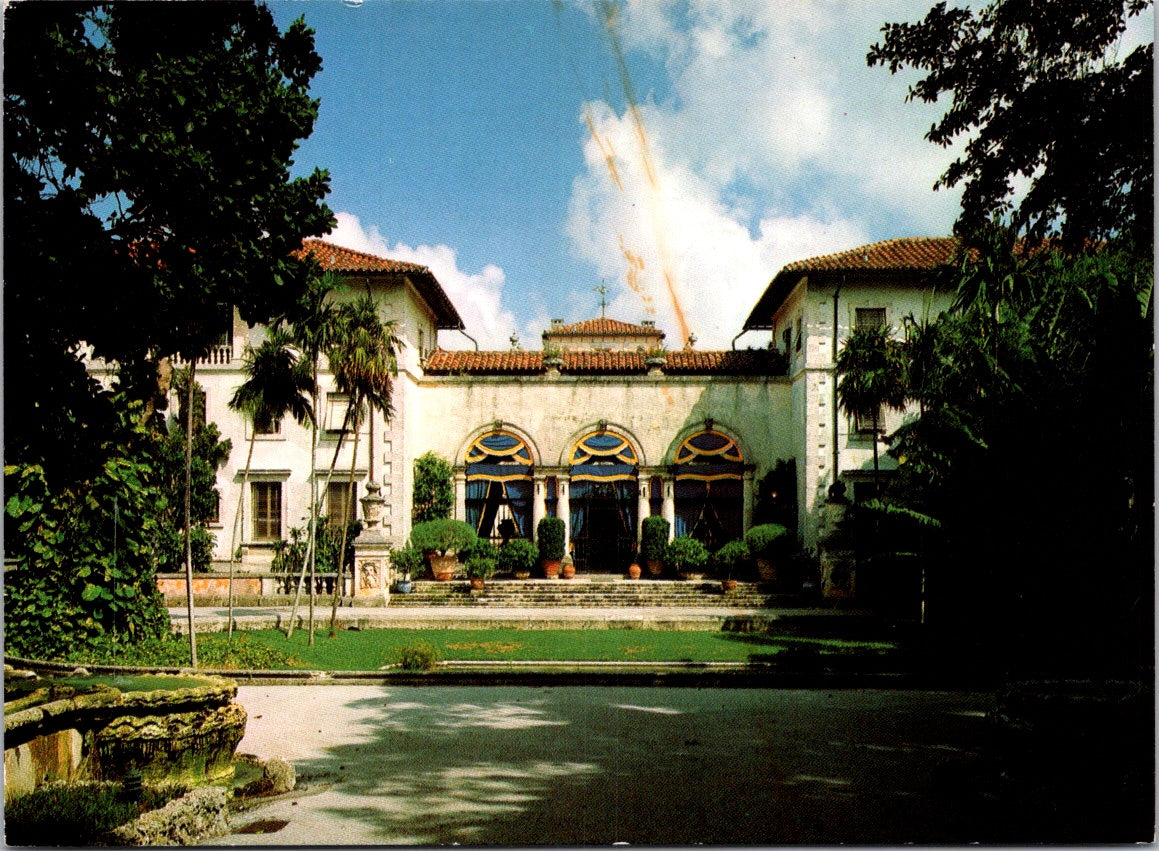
(594, 282, 607, 318)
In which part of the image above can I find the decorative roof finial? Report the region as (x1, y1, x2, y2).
(509, 332, 520, 350)
(594, 282, 607, 319)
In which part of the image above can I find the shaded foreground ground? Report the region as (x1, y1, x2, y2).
(214, 685, 1009, 845)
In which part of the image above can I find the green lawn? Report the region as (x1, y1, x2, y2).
(196, 628, 897, 670)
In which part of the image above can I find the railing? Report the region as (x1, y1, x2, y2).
(171, 344, 234, 366)
(156, 572, 348, 598)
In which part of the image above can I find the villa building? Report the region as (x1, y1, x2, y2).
(135, 237, 958, 572)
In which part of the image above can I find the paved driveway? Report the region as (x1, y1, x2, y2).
(207, 685, 1002, 845)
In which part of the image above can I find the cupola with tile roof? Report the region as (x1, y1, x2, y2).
(541, 316, 665, 353)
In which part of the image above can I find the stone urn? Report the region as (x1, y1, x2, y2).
(429, 553, 457, 581)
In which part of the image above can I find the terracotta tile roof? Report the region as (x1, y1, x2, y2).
(424, 350, 543, 375)
(663, 349, 784, 375)
(780, 237, 959, 274)
(562, 350, 648, 374)
(743, 237, 958, 330)
(297, 239, 464, 330)
(422, 348, 785, 377)
(299, 239, 431, 275)
(544, 317, 664, 338)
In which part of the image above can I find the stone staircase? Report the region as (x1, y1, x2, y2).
(385, 577, 792, 609)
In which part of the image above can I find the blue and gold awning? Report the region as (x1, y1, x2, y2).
(569, 431, 638, 482)
(466, 431, 533, 481)
(674, 430, 744, 481)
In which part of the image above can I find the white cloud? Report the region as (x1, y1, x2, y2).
(325, 212, 517, 350)
(560, 1, 969, 347)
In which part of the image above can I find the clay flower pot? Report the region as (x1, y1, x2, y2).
(627, 563, 642, 580)
(561, 563, 576, 580)
(429, 553, 457, 581)
(542, 559, 561, 579)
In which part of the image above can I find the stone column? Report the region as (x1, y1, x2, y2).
(742, 466, 756, 534)
(453, 470, 466, 523)
(353, 482, 393, 604)
(661, 474, 676, 540)
(532, 473, 546, 541)
(636, 477, 651, 541)
(558, 475, 571, 553)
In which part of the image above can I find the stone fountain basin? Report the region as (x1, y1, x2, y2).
(4, 671, 247, 799)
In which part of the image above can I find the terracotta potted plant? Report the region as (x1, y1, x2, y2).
(537, 516, 565, 578)
(465, 555, 496, 590)
(390, 545, 424, 594)
(560, 553, 576, 580)
(640, 515, 670, 577)
(627, 562, 642, 580)
(665, 535, 709, 580)
(745, 523, 788, 583)
(498, 538, 537, 580)
(712, 539, 749, 592)
(409, 518, 477, 581)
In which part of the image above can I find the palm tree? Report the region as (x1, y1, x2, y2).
(836, 324, 909, 496)
(323, 294, 401, 636)
(226, 328, 314, 639)
(284, 274, 344, 643)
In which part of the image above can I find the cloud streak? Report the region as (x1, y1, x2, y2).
(565, 0, 965, 347)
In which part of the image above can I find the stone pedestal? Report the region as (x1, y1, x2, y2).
(817, 493, 856, 600)
(353, 482, 396, 603)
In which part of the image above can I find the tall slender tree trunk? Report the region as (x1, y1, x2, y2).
(329, 407, 361, 636)
(285, 364, 321, 640)
(183, 360, 199, 668)
(226, 432, 257, 640)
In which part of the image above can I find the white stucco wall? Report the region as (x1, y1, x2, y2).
(771, 275, 954, 547)
(409, 373, 794, 488)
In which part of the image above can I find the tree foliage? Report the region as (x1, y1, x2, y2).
(4, 1, 334, 483)
(412, 452, 455, 524)
(868, 0, 1153, 248)
(879, 235, 1152, 672)
(4, 403, 172, 660)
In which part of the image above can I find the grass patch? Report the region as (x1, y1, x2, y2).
(178, 628, 900, 669)
(4, 782, 185, 846)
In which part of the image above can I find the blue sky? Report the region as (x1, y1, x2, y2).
(268, 0, 1151, 350)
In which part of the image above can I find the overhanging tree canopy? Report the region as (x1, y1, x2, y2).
(4, 1, 334, 480)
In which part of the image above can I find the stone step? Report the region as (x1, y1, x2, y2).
(386, 579, 801, 609)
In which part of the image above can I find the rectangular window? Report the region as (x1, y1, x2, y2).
(251, 482, 282, 541)
(324, 393, 350, 433)
(855, 307, 886, 330)
(794, 315, 803, 351)
(855, 408, 882, 434)
(781, 327, 792, 355)
(206, 490, 220, 525)
(327, 481, 357, 527)
(254, 415, 282, 436)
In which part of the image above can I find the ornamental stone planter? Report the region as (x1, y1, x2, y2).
(429, 554, 457, 581)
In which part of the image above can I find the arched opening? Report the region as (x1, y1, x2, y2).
(673, 430, 744, 551)
(464, 431, 533, 546)
(568, 431, 638, 571)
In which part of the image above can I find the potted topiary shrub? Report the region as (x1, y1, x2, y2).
(497, 538, 538, 580)
(537, 516, 565, 578)
(390, 545, 424, 593)
(409, 518, 477, 580)
(744, 523, 789, 583)
(666, 535, 709, 580)
(712, 539, 750, 592)
(465, 554, 496, 590)
(640, 515, 670, 577)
